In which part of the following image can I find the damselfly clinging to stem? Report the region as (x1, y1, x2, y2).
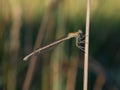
(23, 30, 85, 61)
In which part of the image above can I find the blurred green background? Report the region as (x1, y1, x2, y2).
(0, 0, 120, 90)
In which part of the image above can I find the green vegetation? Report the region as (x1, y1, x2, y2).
(0, 0, 120, 90)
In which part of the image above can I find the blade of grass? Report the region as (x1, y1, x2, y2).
(22, 1, 62, 90)
(66, 55, 79, 90)
(7, 1, 22, 90)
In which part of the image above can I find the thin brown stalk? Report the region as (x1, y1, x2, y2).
(83, 0, 90, 90)
(66, 55, 79, 90)
(50, 5, 67, 90)
(78, 54, 106, 90)
(22, 13, 49, 90)
(41, 16, 55, 90)
(22, 1, 62, 90)
(7, 0, 22, 90)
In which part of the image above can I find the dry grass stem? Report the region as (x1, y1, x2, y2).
(83, 0, 90, 90)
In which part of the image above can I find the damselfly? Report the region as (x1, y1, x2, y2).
(23, 30, 85, 61)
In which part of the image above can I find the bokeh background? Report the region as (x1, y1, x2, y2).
(0, 0, 120, 90)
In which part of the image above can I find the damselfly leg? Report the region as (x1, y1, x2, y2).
(76, 30, 85, 52)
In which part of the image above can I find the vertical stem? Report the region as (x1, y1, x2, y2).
(22, 1, 61, 89)
(66, 55, 79, 90)
(83, 0, 90, 90)
(7, 0, 22, 90)
(50, 2, 66, 90)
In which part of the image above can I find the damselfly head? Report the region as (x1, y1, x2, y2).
(78, 30, 82, 34)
